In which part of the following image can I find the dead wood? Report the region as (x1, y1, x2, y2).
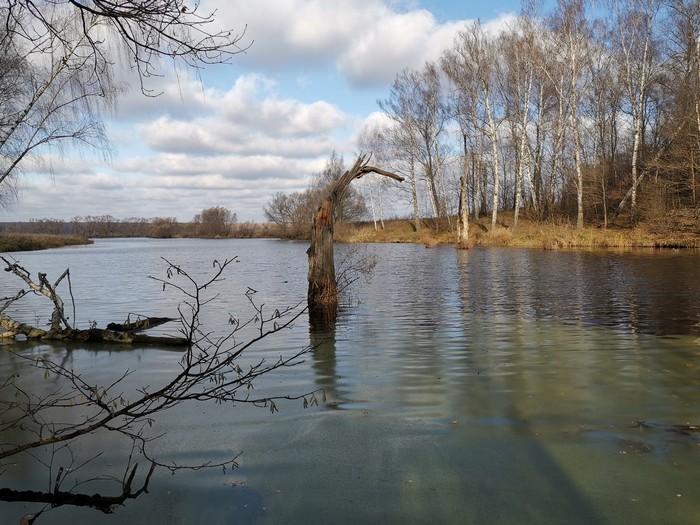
(106, 316, 176, 332)
(0, 257, 188, 345)
(307, 153, 403, 324)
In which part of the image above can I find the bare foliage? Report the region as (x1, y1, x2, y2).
(0, 258, 319, 521)
(193, 206, 237, 238)
(378, 62, 451, 231)
(4, 0, 250, 94)
(264, 151, 372, 240)
(0, 1, 248, 209)
(335, 245, 379, 305)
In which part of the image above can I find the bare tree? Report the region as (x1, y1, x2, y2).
(0, 9, 117, 200)
(148, 217, 179, 238)
(358, 126, 397, 231)
(443, 20, 503, 232)
(193, 206, 237, 238)
(548, 0, 592, 229)
(498, 17, 539, 231)
(5, 0, 248, 95)
(585, 19, 624, 227)
(609, 0, 664, 213)
(310, 151, 368, 223)
(0, 257, 318, 522)
(457, 135, 470, 248)
(264, 191, 314, 239)
(0, 1, 248, 206)
(263, 152, 368, 240)
(378, 63, 450, 230)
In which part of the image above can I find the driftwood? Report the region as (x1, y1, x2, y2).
(106, 316, 174, 332)
(307, 153, 403, 323)
(0, 316, 187, 345)
(0, 256, 188, 345)
(633, 420, 700, 436)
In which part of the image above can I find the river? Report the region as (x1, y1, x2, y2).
(0, 239, 698, 524)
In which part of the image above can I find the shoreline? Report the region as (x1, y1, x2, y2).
(2, 215, 699, 252)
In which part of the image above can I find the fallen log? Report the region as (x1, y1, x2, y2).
(0, 314, 188, 345)
(106, 316, 176, 332)
(0, 257, 189, 346)
(633, 420, 700, 436)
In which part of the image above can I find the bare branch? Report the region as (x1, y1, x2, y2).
(0, 257, 320, 519)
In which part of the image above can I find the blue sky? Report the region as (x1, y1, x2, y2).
(7, 0, 526, 224)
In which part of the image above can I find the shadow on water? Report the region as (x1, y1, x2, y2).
(457, 250, 603, 520)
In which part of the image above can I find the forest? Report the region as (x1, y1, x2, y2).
(373, 0, 700, 236)
(267, 0, 700, 244)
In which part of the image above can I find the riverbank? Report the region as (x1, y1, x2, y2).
(0, 233, 92, 252)
(3, 214, 698, 251)
(336, 213, 700, 249)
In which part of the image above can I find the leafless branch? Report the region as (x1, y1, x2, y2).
(0, 257, 320, 520)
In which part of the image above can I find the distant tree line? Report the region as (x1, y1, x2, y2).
(0, 208, 271, 239)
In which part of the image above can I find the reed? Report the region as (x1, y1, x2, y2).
(0, 233, 92, 252)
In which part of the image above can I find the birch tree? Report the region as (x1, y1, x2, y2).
(609, 0, 664, 212)
(498, 19, 538, 231)
(358, 126, 395, 230)
(586, 20, 624, 227)
(548, 0, 592, 229)
(378, 63, 450, 229)
(443, 21, 502, 231)
(377, 71, 423, 231)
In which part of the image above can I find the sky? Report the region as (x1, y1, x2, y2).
(6, 0, 526, 224)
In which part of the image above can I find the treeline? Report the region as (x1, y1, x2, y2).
(351, 0, 700, 233)
(0, 207, 272, 239)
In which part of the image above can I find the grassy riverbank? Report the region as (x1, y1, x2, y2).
(3, 213, 698, 251)
(336, 212, 700, 249)
(0, 233, 92, 252)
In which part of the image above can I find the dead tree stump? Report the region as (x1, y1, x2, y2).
(307, 153, 403, 324)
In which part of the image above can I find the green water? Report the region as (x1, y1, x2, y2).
(0, 240, 698, 523)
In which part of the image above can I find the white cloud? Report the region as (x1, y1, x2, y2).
(4, 1, 521, 224)
(133, 74, 349, 157)
(208, 0, 485, 87)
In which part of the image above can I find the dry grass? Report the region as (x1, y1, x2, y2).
(0, 233, 92, 252)
(336, 213, 700, 250)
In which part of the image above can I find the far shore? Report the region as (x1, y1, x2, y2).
(0, 233, 92, 252)
(2, 214, 699, 252)
(334, 213, 700, 250)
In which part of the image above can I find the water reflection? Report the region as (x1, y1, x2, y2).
(309, 315, 339, 408)
(447, 247, 700, 336)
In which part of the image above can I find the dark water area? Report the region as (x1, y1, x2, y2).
(0, 239, 698, 524)
(451, 247, 700, 336)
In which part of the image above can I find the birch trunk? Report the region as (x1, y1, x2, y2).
(457, 134, 470, 248)
(485, 92, 500, 231)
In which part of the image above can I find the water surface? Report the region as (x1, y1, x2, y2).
(0, 239, 698, 524)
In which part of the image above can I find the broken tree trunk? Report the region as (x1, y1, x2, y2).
(307, 153, 403, 323)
